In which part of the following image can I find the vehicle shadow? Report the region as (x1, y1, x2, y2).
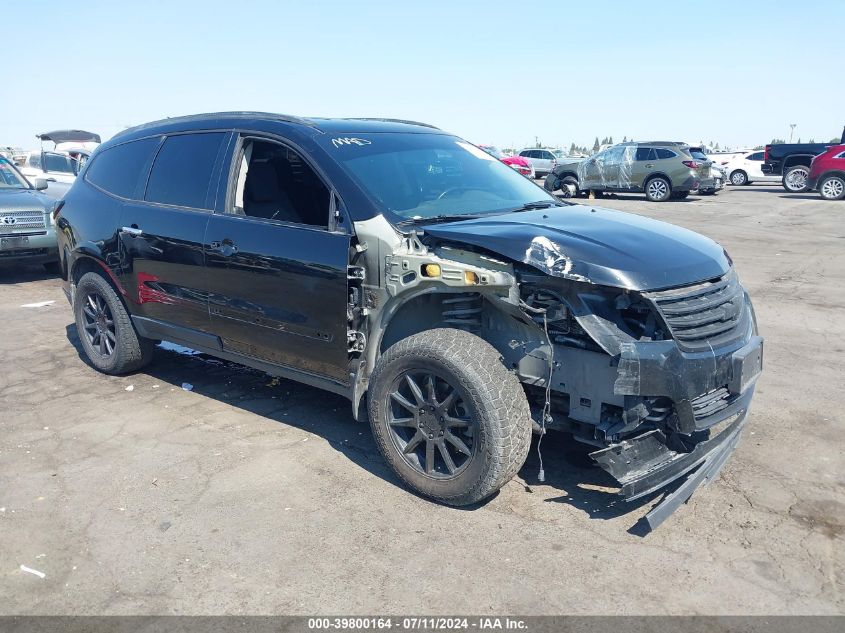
(64, 323, 665, 534)
(0, 264, 58, 284)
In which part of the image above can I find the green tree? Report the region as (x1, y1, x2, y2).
(593, 137, 600, 152)
(770, 138, 786, 144)
(830, 137, 841, 143)
(608, 136, 613, 145)
(622, 135, 627, 142)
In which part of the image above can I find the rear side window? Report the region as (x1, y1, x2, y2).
(635, 147, 657, 161)
(688, 149, 708, 160)
(44, 153, 76, 174)
(86, 138, 160, 198)
(748, 152, 764, 161)
(655, 148, 677, 159)
(145, 133, 225, 209)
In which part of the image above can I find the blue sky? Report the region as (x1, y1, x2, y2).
(2, 0, 842, 150)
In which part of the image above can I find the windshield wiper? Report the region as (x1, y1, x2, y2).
(399, 213, 485, 226)
(511, 200, 566, 212)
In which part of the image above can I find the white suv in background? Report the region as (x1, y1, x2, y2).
(517, 148, 557, 178)
(720, 150, 781, 186)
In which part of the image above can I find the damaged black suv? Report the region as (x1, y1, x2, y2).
(56, 113, 762, 530)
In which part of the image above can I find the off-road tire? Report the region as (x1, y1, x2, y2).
(729, 170, 748, 186)
(74, 271, 154, 375)
(368, 328, 532, 506)
(783, 165, 810, 193)
(818, 174, 845, 200)
(645, 176, 672, 202)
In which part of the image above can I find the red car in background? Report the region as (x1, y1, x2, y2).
(478, 145, 535, 178)
(808, 144, 845, 200)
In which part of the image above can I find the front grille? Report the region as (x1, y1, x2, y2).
(647, 269, 746, 350)
(691, 387, 734, 420)
(0, 248, 48, 258)
(0, 210, 46, 232)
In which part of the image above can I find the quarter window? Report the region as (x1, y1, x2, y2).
(85, 138, 160, 199)
(145, 133, 225, 209)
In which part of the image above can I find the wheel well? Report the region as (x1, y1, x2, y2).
(558, 171, 578, 182)
(644, 172, 672, 188)
(71, 256, 103, 285)
(380, 292, 484, 354)
(730, 168, 746, 177)
(783, 156, 813, 169)
(819, 170, 845, 181)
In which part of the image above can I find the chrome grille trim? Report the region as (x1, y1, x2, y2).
(0, 209, 46, 231)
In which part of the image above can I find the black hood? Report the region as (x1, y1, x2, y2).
(421, 205, 730, 291)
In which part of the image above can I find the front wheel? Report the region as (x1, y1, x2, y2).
(74, 271, 154, 375)
(645, 176, 672, 202)
(819, 174, 845, 200)
(368, 328, 532, 506)
(783, 165, 810, 192)
(730, 170, 748, 186)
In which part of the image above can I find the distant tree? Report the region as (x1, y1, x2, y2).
(808, 138, 815, 143)
(622, 135, 627, 143)
(569, 142, 576, 154)
(714, 143, 720, 150)
(770, 138, 786, 144)
(593, 137, 600, 152)
(796, 138, 802, 143)
(608, 136, 613, 145)
(830, 137, 841, 143)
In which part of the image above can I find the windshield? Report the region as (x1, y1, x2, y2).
(0, 158, 31, 189)
(323, 133, 555, 221)
(478, 145, 504, 159)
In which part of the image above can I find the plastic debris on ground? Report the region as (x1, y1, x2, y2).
(181, 383, 193, 391)
(20, 565, 46, 579)
(20, 301, 55, 308)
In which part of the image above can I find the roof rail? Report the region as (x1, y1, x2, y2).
(114, 111, 315, 139)
(345, 118, 441, 130)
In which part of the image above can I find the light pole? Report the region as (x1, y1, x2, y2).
(789, 124, 797, 143)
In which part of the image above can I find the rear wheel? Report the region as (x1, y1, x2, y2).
(368, 328, 532, 506)
(730, 170, 748, 186)
(645, 176, 672, 202)
(74, 271, 154, 374)
(783, 165, 810, 193)
(819, 174, 845, 200)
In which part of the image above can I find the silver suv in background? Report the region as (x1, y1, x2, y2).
(518, 148, 557, 178)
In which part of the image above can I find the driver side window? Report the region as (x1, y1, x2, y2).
(230, 138, 330, 228)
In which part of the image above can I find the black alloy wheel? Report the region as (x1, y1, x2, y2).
(386, 370, 478, 478)
(81, 291, 117, 358)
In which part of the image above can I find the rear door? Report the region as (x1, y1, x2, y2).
(203, 133, 351, 383)
(632, 146, 657, 189)
(117, 131, 229, 333)
(745, 151, 774, 181)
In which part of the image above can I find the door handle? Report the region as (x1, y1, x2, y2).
(645, 164, 654, 168)
(120, 225, 143, 236)
(210, 239, 238, 257)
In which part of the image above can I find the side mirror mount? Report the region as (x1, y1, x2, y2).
(33, 178, 48, 191)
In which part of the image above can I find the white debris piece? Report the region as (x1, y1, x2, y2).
(20, 301, 55, 308)
(125, 385, 134, 392)
(20, 565, 46, 579)
(181, 383, 193, 391)
(158, 342, 200, 356)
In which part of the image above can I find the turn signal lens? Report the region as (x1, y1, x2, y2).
(464, 271, 479, 285)
(422, 263, 441, 277)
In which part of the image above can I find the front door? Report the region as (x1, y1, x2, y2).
(204, 135, 351, 384)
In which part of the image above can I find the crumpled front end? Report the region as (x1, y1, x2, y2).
(513, 266, 762, 531)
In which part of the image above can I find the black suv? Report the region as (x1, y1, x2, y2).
(56, 113, 763, 530)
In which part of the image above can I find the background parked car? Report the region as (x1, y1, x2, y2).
(478, 145, 535, 178)
(545, 142, 713, 202)
(517, 148, 557, 178)
(762, 139, 840, 193)
(720, 150, 782, 186)
(807, 144, 845, 200)
(0, 157, 59, 272)
(15, 151, 80, 199)
(688, 146, 724, 194)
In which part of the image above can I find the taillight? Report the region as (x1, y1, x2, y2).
(764, 145, 770, 162)
(682, 160, 702, 168)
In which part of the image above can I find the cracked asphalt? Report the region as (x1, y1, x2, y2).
(1, 185, 842, 615)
